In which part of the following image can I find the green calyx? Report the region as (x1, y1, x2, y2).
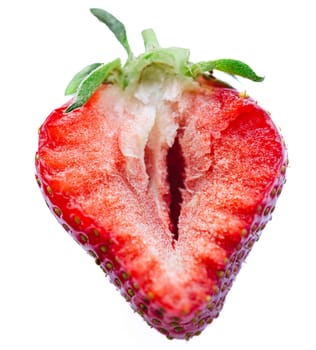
(65, 8, 264, 113)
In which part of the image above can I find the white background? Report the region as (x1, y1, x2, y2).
(1, 0, 315, 349)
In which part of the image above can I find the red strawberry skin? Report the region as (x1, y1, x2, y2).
(35, 80, 287, 339)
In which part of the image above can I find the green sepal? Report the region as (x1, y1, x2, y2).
(90, 8, 133, 60)
(190, 58, 264, 82)
(65, 58, 121, 113)
(65, 63, 102, 95)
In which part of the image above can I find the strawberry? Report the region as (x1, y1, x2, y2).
(35, 8, 287, 340)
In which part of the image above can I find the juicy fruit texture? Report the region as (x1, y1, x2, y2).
(35, 78, 287, 339)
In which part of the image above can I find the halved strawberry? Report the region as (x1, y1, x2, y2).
(35, 8, 287, 340)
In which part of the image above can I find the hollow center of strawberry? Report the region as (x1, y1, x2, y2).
(166, 136, 185, 240)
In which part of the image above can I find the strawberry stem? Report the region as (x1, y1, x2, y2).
(142, 29, 160, 51)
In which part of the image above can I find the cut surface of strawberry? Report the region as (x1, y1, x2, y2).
(35, 8, 287, 340)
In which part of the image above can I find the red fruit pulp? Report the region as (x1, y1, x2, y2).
(36, 79, 287, 339)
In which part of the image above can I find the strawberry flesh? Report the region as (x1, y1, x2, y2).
(36, 79, 287, 339)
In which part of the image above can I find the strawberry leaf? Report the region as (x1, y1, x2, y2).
(90, 8, 133, 60)
(66, 59, 121, 113)
(65, 63, 102, 95)
(190, 59, 264, 82)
